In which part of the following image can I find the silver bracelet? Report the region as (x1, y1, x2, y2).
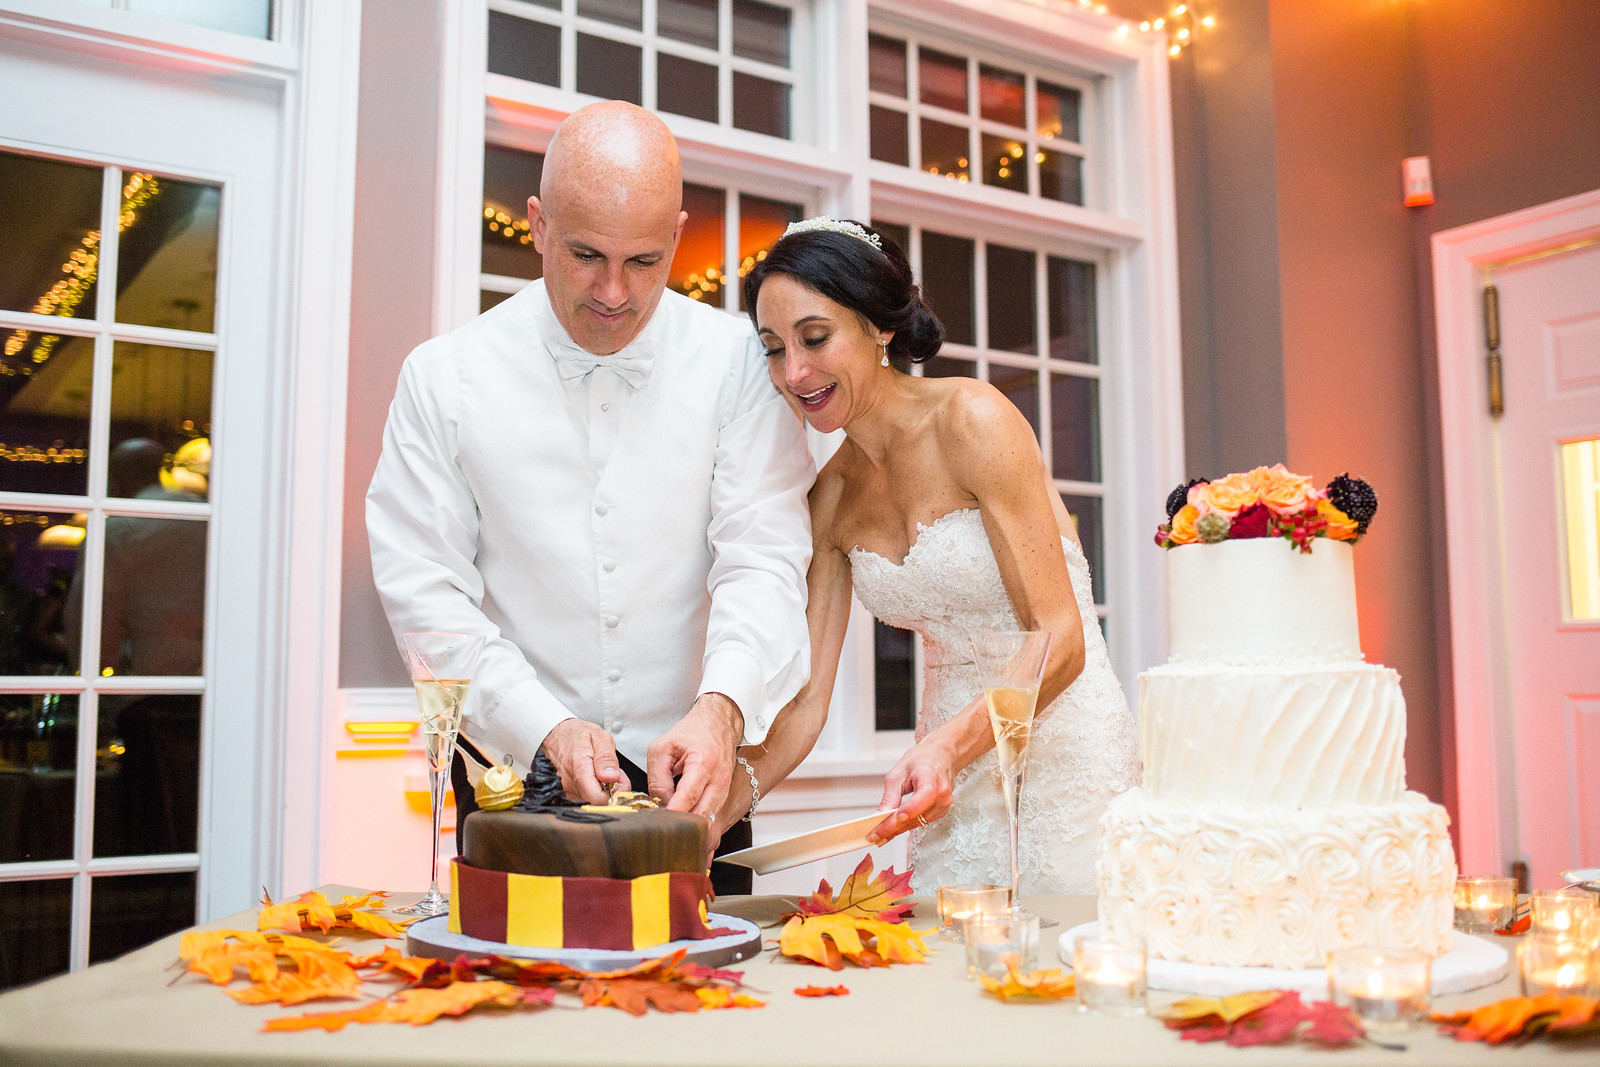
(736, 754, 761, 821)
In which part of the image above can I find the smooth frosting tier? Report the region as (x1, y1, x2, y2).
(1168, 538, 1362, 665)
(1096, 788, 1456, 969)
(463, 807, 708, 880)
(1139, 662, 1406, 808)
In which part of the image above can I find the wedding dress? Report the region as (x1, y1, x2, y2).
(849, 508, 1140, 894)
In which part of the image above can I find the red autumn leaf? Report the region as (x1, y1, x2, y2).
(678, 962, 747, 984)
(795, 855, 917, 924)
(1303, 1000, 1365, 1045)
(1227, 991, 1310, 1047)
(1494, 915, 1532, 936)
(1178, 1023, 1233, 1043)
(795, 984, 850, 997)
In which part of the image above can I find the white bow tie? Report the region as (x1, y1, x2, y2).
(552, 343, 654, 389)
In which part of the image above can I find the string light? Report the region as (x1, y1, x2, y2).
(1140, 3, 1216, 58)
(481, 201, 533, 245)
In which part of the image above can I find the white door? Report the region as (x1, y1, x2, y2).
(0, 33, 280, 986)
(1496, 241, 1600, 890)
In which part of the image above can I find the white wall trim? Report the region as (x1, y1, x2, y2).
(0, 0, 297, 79)
(1431, 186, 1600, 876)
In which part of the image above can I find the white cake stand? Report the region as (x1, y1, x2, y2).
(1058, 921, 1509, 998)
(406, 912, 764, 971)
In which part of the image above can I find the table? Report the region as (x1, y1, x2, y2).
(0, 886, 1590, 1066)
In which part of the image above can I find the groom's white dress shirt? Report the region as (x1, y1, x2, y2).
(367, 280, 815, 770)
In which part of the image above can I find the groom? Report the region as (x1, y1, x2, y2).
(367, 102, 814, 892)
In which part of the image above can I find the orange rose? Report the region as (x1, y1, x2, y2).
(1317, 498, 1359, 540)
(1255, 463, 1320, 516)
(1190, 472, 1256, 517)
(1169, 504, 1201, 545)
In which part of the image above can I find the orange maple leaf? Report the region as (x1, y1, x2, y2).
(979, 965, 1077, 1002)
(579, 975, 706, 1016)
(351, 945, 436, 983)
(1434, 995, 1599, 1044)
(795, 855, 916, 923)
(694, 986, 766, 1010)
(187, 942, 280, 986)
(795, 984, 850, 997)
(258, 889, 412, 939)
(261, 981, 535, 1031)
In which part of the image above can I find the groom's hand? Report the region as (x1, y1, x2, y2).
(647, 692, 744, 819)
(541, 718, 629, 805)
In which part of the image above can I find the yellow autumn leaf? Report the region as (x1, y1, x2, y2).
(979, 965, 1077, 1002)
(695, 986, 766, 1010)
(1161, 990, 1284, 1024)
(778, 913, 934, 970)
(179, 928, 267, 960)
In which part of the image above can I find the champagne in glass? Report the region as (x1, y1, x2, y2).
(970, 630, 1051, 922)
(395, 632, 486, 918)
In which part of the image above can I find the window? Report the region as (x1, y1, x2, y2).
(0, 148, 217, 989)
(867, 28, 1089, 207)
(488, 0, 802, 139)
(867, 217, 1105, 729)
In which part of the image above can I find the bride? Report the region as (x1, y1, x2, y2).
(714, 218, 1139, 894)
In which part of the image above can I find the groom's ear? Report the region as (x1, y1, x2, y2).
(528, 195, 548, 254)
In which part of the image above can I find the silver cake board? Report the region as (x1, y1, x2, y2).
(1058, 921, 1509, 998)
(406, 913, 764, 971)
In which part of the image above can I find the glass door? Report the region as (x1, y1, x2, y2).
(0, 150, 219, 989)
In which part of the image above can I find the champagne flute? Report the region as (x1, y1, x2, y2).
(395, 631, 487, 917)
(970, 629, 1052, 925)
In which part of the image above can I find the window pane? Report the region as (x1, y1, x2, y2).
(732, 72, 789, 138)
(1039, 148, 1084, 206)
(868, 33, 906, 97)
(481, 146, 545, 280)
(98, 516, 207, 676)
(669, 183, 726, 304)
(869, 105, 909, 166)
(737, 194, 801, 310)
(0, 510, 82, 676)
(979, 64, 1025, 127)
(919, 118, 969, 181)
(0, 879, 72, 991)
(126, 0, 271, 37)
(918, 47, 967, 113)
(869, 219, 910, 261)
(576, 0, 641, 30)
(921, 355, 974, 378)
(109, 343, 214, 502)
(732, 0, 790, 67)
(576, 34, 642, 105)
(94, 694, 201, 858)
(88, 871, 195, 965)
(1047, 256, 1097, 364)
(1037, 79, 1082, 142)
(0, 694, 79, 862)
(1061, 493, 1104, 604)
(480, 290, 513, 314)
(659, 0, 718, 48)
(658, 53, 718, 124)
(1, 330, 94, 498)
(980, 133, 1027, 194)
(920, 231, 974, 347)
(985, 244, 1035, 354)
(873, 620, 914, 731)
(0, 152, 101, 319)
(989, 362, 1038, 438)
(487, 11, 560, 87)
(115, 174, 219, 334)
(1051, 373, 1100, 482)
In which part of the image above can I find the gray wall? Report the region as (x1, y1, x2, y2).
(340, 0, 442, 687)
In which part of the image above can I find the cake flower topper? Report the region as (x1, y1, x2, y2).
(1154, 465, 1376, 552)
(780, 216, 883, 250)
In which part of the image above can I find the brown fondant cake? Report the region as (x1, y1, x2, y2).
(463, 806, 708, 879)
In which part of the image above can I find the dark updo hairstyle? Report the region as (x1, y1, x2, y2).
(741, 221, 944, 364)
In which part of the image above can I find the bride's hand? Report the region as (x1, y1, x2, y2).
(867, 738, 958, 844)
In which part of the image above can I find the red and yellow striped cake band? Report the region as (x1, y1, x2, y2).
(447, 859, 730, 950)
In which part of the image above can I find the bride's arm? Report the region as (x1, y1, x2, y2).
(869, 383, 1088, 843)
(708, 483, 856, 847)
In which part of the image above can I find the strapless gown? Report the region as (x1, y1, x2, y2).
(849, 508, 1140, 893)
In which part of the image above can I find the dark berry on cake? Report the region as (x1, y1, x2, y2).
(1166, 477, 1209, 520)
(1326, 474, 1378, 533)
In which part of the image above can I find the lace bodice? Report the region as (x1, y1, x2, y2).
(849, 508, 1140, 894)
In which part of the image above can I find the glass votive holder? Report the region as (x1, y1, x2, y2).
(1326, 946, 1431, 1033)
(963, 912, 1038, 981)
(1452, 876, 1517, 933)
(1518, 933, 1595, 996)
(1530, 888, 1598, 940)
(1575, 912, 1600, 951)
(936, 883, 1010, 942)
(1072, 936, 1148, 1016)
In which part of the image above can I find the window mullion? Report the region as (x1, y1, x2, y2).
(973, 239, 988, 373)
(906, 40, 920, 172)
(965, 55, 978, 187)
(641, 0, 658, 111)
(1035, 250, 1050, 474)
(725, 190, 740, 312)
(1025, 72, 1039, 198)
(560, 12, 577, 94)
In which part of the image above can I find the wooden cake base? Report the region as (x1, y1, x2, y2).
(405, 912, 764, 970)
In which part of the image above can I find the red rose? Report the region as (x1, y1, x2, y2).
(1229, 503, 1271, 539)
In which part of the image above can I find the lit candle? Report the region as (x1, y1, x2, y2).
(1530, 888, 1597, 940)
(936, 884, 1010, 943)
(1453, 876, 1516, 933)
(1074, 936, 1147, 1016)
(1327, 947, 1431, 1033)
(1519, 934, 1593, 996)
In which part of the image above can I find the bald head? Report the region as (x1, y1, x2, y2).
(529, 103, 688, 354)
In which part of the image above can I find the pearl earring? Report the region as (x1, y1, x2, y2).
(878, 342, 890, 367)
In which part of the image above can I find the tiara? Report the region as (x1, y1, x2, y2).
(780, 216, 883, 250)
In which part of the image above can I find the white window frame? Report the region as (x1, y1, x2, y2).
(432, 0, 1180, 783)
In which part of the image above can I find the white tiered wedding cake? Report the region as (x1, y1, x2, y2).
(1096, 468, 1456, 970)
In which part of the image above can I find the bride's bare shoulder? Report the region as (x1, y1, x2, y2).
(928, 376, 1031, 444)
